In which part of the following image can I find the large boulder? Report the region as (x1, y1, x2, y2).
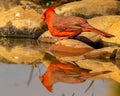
(0, 0, 43, 38)
(88, 16, 120, 30)
(55, 0, 120, 19)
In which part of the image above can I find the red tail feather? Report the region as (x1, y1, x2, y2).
(83, 27, 114, 38)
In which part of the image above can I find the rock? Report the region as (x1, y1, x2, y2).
(0, 0, 20, 10)
(116, 49, 120, 59)
(88, 16, 120, 30)
(39, 30, 103, 49)
(28, 0, 40, 4)
(75, 32, 103, 49)
(38, 30, 64, 43)
(70, 16, 120, 48)
(0, 1, 43, 38)
(49, 39, 94, 57)
(83, 0, 115, 1)
(102, 21, 120, 45)
(38, 30, 69, 43)
(55, 0, 120, 19)
(78, 32, 100, 42)
(88, 16, 120, 46)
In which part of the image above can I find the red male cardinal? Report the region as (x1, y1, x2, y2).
(41, 5, 114, 38)
(39, 61, 111, 92)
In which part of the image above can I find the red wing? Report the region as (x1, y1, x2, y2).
(53, 24, 83, 32)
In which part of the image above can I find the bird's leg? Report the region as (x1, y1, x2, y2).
(68, 36, 77, 39)
(68, 32, 81, 39)
(58, 37, 68, 41)
(72, 61, 81, 68)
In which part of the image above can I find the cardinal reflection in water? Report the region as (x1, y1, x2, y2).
(39, 61, 110, 92)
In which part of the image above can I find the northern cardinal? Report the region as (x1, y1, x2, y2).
(39, 61, 111, 92)
(41, 5, 114, 38)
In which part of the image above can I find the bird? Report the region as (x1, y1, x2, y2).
(41, 5, 114, 38)
(39, 61, 111, 92)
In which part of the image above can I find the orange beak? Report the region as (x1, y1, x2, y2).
(39, 76, 53, 92)
(41, 14, 45, 21)
(39, 14, 46, 29)
(41, 14, 44, 19)
(39, 76, 44, 82)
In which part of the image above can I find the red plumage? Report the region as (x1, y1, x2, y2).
(41, 5, 114, 38)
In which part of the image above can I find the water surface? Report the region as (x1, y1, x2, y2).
(0, 38, 119, 96)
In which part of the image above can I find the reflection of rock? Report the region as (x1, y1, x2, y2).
(57, 55, 120, 83)
(49, 39, 94, 57)
(40, 49, 120, 84)
(76, 60, 120, 83)
(0, 1, 43, 38)
(83, 47, 120, 60)
(108, 81, 120, 96)
(56, 0, 120, 19)
(0, 46, 44, 64)
(52, 46, 120, 83)
(0, 38, 46, 64)
(56, 47, 120, 61)
(41, 53, 57, 67)
(39, 61, 110, 92)
(102, 21, 120, 45)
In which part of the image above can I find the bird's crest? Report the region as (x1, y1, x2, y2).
(44, 5, 55, 14)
